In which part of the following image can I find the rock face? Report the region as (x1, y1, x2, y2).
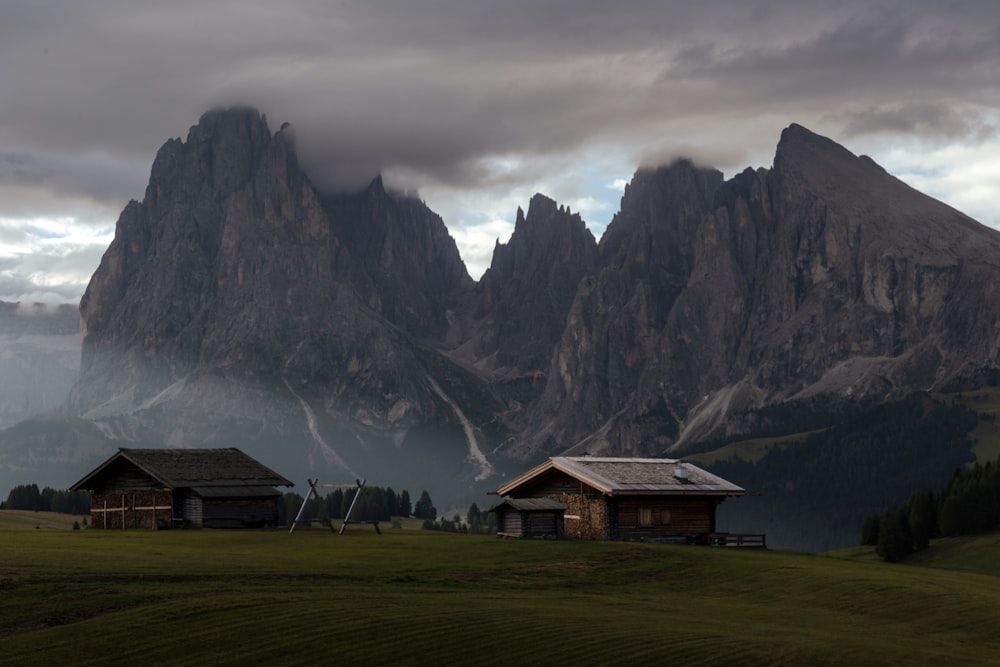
(468, 194, 598, 376)
(531, 125, 1000, 454)
(5, 108, 1000, 514)
(323, 175, 473, 340)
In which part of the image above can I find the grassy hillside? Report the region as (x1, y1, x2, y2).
(2, 529, 1000, 665)
(899, 532, 1000, 577)
(685, 430, 824, 466)
(939, 387, 1000, 463)
(0, 509, 81, 530)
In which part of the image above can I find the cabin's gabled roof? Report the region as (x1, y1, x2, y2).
(71, 448, 293, 491)
(494, 456, 745, 497)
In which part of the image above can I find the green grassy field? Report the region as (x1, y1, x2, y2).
(0, 509, 82, 530)
(2, 526, 1000, 666)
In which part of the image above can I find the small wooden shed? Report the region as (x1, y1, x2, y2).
(71, 447, 293, 529)
(492, 456, 748, 542)
(491, 497, 567, 538)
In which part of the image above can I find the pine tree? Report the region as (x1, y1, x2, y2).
(414, 490, 436, 520)
(877, 506, 912, 563)
(860, 515, 880, 546)
(398, 490, 412, 517)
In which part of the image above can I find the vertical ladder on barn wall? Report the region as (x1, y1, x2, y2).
(288, 478, 379, 535)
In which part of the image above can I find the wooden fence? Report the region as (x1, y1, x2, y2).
(705, 533, 767, 548)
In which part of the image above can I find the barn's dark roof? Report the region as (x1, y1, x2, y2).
(494, 456, 745, 497)
(71, 448, 293, 491)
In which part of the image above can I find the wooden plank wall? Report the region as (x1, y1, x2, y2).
(182, 495, 203, 527)
(498, 509, 523, 537)
(614, 497, 718, 540)
(201, 499, 278, 528)
(522, 471, 585, 497)
(89, 460, 162, 493)
(90, 490, 174, 529)
(525, 512, 560, 537)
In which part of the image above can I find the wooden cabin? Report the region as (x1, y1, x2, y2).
(492, 457, 750, 543)
(71, 448, 293, 529)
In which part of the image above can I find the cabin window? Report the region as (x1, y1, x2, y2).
(638, 507, 653, 526)
(660, 510, 672, 525)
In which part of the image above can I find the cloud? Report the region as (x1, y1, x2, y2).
(0, 152, 147, 208)
(0, 216, 111, 303)
(0, 0, 999, 297)
(835, 104, 997, 142)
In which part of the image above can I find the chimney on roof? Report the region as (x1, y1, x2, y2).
(676, 462, 689, 481)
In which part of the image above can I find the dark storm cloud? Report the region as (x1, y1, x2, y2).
(3, 0, 998, 192)
(837, 104, 997, 141)
(666, 10, 1000, 132)
(1, 0, 998, 297)
(0, 152, 146, 207)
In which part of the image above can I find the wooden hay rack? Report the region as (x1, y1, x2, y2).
(288, 478, 381, 535)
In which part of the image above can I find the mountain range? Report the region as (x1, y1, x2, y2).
(2, 106, 998, 548)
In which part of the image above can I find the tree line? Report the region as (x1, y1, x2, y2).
(277, 486, 438, 526)
(1, 484, 90, 514)
(862, 456, 1000, 562)
(419, 502, 497, 534)
(279, 487, 498, 534)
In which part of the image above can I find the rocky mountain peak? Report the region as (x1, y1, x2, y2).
(469, 194, 598, 375)
(74, 106, 337, 412)
(600, 159, 723, 268)
(772, 122, 892, 202)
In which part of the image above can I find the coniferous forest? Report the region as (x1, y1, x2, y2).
(863, 455, 1000, 562)
(1, 484, 90, 514)
(708, 394, 978, 551)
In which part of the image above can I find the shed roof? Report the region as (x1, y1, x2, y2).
(490, 497, 567, 512)
(494, 456, 745, 497)
(71, 448, 293, 491)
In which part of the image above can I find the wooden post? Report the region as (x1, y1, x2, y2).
(289, 479, 379, 536)
(339, 479, 366, 534)
(289, 478, 319, 534)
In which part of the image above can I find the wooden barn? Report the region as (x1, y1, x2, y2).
(492, 456, 755, 544)
(71, 448, 293, 529)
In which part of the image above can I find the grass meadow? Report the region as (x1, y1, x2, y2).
(3, 515, 1000, 665)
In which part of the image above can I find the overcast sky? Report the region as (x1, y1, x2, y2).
(1, 0, 998, 303)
